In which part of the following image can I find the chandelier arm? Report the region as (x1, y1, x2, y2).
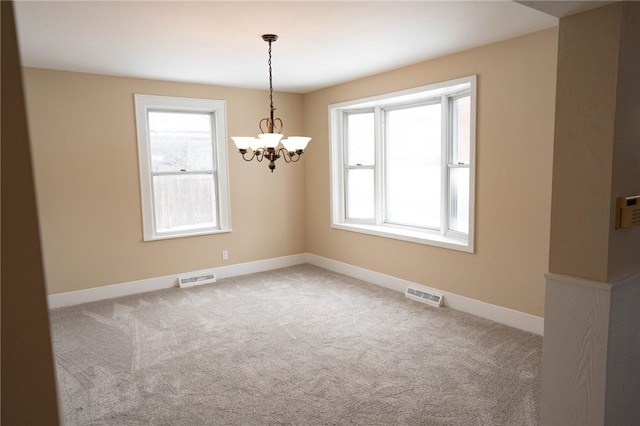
(254, 148, 266, 162)
(259, 118, 268, 134)
(279, 148, 291, 163)
(273, 118, 283, 134)
(279, 148, 302, 163)
(239, 149, 256, 162)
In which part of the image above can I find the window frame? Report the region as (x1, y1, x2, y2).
(329, 75, 476, 252)
(134, 94, 231, 241)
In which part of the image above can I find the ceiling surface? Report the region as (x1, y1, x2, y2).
(14, 1, 566, 93)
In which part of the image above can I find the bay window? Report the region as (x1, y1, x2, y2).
(329, 76, 476, 252)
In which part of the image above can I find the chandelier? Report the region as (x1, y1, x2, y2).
(231, 34, 311, 172)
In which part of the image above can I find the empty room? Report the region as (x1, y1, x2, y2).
(2, 1, 639, 425)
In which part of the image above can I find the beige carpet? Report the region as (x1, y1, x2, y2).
(50, 264, 542, 425)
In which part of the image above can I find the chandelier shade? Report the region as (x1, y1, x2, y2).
(230, 34, 311, 172)
(282, 136, 312, 152)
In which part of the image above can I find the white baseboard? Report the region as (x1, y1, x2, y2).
(47, 253, 308, 309)
(47, 252, 543, 335)
(306, 254, 544, 335)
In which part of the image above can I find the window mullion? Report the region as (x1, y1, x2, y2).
(151, 170, 214, 176)
(440, 94, 450, 235)
(374, 106, 384, 226)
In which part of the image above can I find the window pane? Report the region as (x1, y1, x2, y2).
(452, 96, 471, 164)
(449, 167, 469, 234)
(346, 168, 374, 219)
(153, 174, 217, 232)
(346, 112, 374, 165)
(386, 104, 441, 228)
(149, 111, 214, 171)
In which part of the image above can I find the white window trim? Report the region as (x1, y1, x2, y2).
(134, 94, 231, 241)
(329, 75, 476, 253)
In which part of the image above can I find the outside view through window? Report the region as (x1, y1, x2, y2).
(450, 96, 471, 233)
(346, 112, 375, 219)
(386, 103, 442, 228)
(148, 111, 217, 233)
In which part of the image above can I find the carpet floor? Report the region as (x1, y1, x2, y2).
(50, 264, 542, 425)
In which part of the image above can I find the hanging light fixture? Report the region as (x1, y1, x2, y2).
(231, 34, 311, 172)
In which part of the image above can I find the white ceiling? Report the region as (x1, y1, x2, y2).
(14, 1, 564, 94)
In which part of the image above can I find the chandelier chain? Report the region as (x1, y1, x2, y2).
(268, 40, 273, 109)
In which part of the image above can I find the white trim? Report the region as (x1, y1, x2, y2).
(212, 254, 308, 280)
(328, 76, 475, 110)
(47, 254, 307, 309)
(331, 222, 472, 252)
(544, 272, 612, 291)
(47, 252, 543, 335)
(306, 254, 543, 335)
(545, 270, 640, 292)
(133, 94, 231, 241)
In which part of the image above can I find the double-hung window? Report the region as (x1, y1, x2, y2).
(329, 75, 476, 252)
(134, 94, 231, 241)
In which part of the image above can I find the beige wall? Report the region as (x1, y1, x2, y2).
(304, 28, 558, 317)
(548, 4, 621, 282)
(24, 69, 307, 294)
(608, 1, 640, 282)
(549, 1, 640, 283)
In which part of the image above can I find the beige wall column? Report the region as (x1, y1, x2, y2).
(542, 2, 640, 425)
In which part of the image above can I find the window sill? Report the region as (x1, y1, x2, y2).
(331, 222, 473, 253)
(144, 227, 231, 242)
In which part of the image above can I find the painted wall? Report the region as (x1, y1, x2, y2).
(304, 28, 558, 317)
(608, 1, 640, 282)
(24, 69, 307, 294)
(549, 1, 639, 284)
(548, 4, 622, 282)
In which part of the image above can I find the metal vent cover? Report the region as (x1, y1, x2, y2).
(178, 273, 216, 288)
(405, 286, 443, 308)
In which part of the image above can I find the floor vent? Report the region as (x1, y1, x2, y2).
(178, 273, 216, 288)
(405, 286, 443, 308)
